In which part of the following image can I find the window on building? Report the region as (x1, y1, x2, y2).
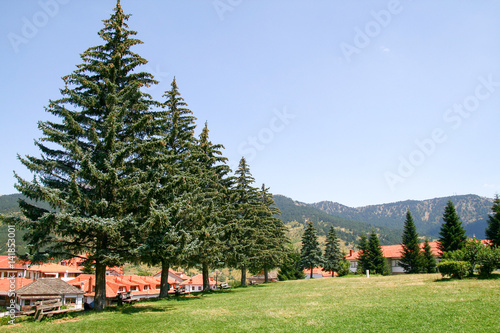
(65, 298, 76, 305)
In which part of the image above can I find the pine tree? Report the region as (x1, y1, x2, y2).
(299, 221, 323, 278)
(421, 238, 437, 273)
(248, 184, 289, 283)
(227, 157, 260, 286)
(138, 78, 200, 297)
(188, 123, 232, 290)
(486, 195, 500, 247)
(278, 245, 305, 280)
(438, 200, 467, 254)
(11, 1, 159, 311)
(399, 210, 422, 273)
(357, 233, 369, 274)
(323, 226, 342, 277)
(367, 231, 388, 275)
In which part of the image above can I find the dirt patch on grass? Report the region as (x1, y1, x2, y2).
(48, 317, 83, 325)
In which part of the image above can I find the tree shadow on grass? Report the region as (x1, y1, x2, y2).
(434, 273, 500, 282)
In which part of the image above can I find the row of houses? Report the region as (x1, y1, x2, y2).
(0, 256, 219, 312)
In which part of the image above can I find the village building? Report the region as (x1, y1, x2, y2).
(345, 241, 441, 274)
(303, 267, 338, 278)
(15, 278, 84, 312)
(25, 263, 82, 281)
(0, 278, 33, 307)
(67, 273, 187, 305)
(179, 274, 216, 292)
(0, 255, 26, 279)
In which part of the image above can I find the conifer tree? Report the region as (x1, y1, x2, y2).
(367, 230, 388, 275)
(11, 1, 159, 311)
(357, 233, 369, 274)
(227, 157, 260, 286)
(438, 200, 466, 254)
(399, 210, 422, 273)
(248, 184, 289, 283)
(138, 78, 199, 297)
(187, 123, 232, 290)
(486, 195, 500, 247)
(278, 245, 306, 280)
(323, 226, 342, 277)
(299, 221, 323, 278)
(421, 238, 437, 273)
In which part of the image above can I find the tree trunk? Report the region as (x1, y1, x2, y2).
(202, 263, 210, 291)
(240, 266, 247, 286)
(264, 266, 269, 283)
(310, 266, 314, 279)
(159, 260, 170, 298)
(94, 262, 107, 311)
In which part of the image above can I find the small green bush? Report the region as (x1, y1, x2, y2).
(337, 260, 351, 277)
(437, 260, 469, 279)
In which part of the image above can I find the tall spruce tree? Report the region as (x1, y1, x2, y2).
(323, 226, 342, 277)
(399, 210, 422, 273)
(138, 78, 199, 297)
(438, 200, 466, 254)
(421, 238, 437, 273)
(248, 184, 288, 283)
(187, 123, 232, 290)
(486, 195, 500, 247)
(357, 233, 370, 274)
(227, 157, 260, 286)
(11, 1, 159, 311)
(299, 221, 323, 278)
(367, 231, 388, 275)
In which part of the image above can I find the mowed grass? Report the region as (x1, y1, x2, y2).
(6, 274, 500, 332)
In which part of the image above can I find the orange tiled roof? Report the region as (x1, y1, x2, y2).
(180, 274, 216, 286)
(345, 241, 441, 260)
(0, 255, 27, 270)
(0, 278, 34, 292)
(27, 262, 82, 274)
(67, 274, 176, 299)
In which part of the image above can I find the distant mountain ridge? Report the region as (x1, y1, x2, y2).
(311, 194, 493, 239)
(273, 195, 402, 247)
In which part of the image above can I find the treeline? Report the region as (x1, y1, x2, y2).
(355, 199, 500, 278)
(0, 1, 288, 311)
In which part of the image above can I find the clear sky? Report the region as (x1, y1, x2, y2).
(1, 0, 499, 207)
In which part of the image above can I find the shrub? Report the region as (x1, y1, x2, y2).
(477, 247, 500, 277)
(437, 260, 468, 279)
(337, 260, 351, 277)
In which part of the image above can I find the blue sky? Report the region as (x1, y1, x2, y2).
(1, 0, 499, 207)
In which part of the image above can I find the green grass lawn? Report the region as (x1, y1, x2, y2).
(5, 273, 500, 332)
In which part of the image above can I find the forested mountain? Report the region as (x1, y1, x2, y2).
(311, 194, 493, 239)
(2, 193, 492, 255)
(273, 195, 402, 248)
(0, 193, 50, 255)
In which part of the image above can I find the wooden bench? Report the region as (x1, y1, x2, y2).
(32, 299, 81, 321)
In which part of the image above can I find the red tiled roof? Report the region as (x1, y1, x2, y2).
(346, 241, 441, 260)
(180, 274, 215, 286)
(0, 255, 27, 270)
(27, 263, 82, 274)
(0, 278, 34, 292)
(67, 274, 177, 299)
